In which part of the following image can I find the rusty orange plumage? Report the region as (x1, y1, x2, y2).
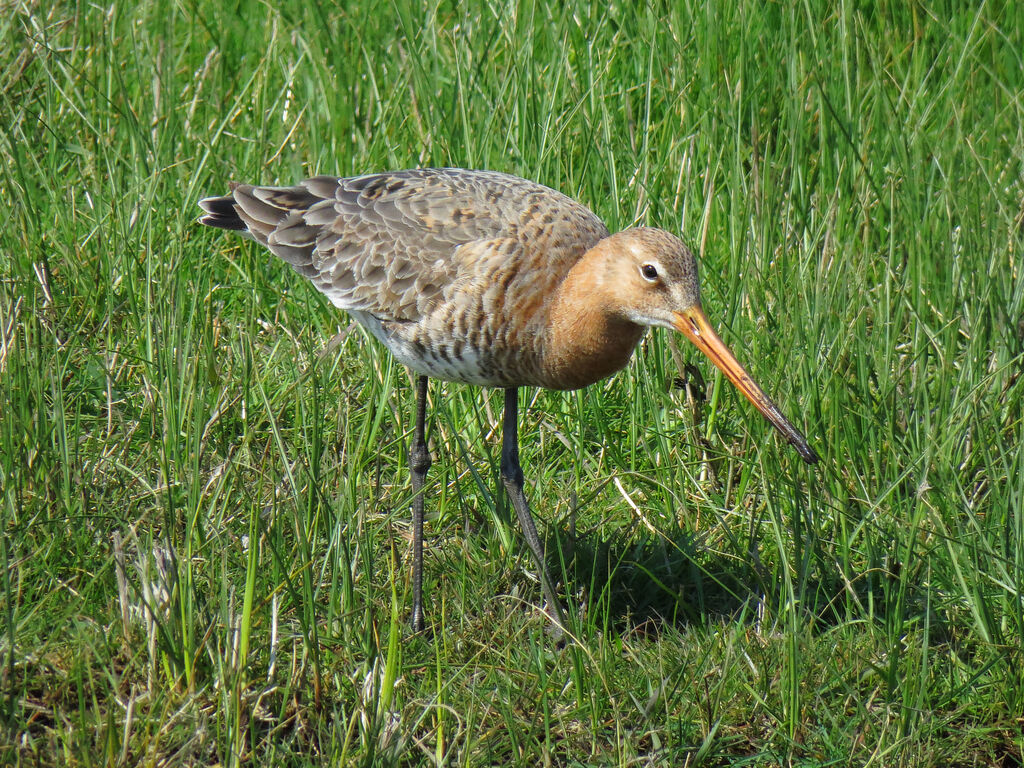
(200, 168, 818, 632)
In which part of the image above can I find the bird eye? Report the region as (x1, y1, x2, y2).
(640, 263, 659, 281)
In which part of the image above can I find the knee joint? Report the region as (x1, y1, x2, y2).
(410, 443, 432, 474)
(500, 453, 523, 487)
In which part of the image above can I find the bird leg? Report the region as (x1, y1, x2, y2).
(409, 374, 431, 632)
(500, 387, 568, 633)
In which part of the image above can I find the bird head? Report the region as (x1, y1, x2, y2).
(600, 227, 820, 465)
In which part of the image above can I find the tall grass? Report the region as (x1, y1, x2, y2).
(2, 0, 1022, 764)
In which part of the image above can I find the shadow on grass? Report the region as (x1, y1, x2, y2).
(551, 525, 764, 629)
(539, 523, 908, 636)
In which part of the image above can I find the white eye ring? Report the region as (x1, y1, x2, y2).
(640, 263, 659, 281)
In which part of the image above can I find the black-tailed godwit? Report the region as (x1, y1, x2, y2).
(199, 168, 819, 632)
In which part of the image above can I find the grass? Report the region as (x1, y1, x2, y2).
(2, 0, 1023, 764)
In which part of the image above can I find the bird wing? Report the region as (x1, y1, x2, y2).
(220, 168, 609, 321)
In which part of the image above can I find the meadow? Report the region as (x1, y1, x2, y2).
(2, 0, 1023, 765)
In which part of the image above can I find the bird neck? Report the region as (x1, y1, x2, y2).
(541, 250, 646, 390)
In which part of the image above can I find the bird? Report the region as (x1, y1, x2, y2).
(198, 167, 819, 633)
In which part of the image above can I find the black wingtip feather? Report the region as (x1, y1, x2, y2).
(197, 194, 248, 231)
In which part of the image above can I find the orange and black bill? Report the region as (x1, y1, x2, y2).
(673, 307, 820, 465)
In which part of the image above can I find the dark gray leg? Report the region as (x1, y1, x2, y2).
(500, 387, 567, 632)
(409, 375, 431, 632)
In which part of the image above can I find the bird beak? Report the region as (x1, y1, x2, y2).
(673, 306, 820, 464)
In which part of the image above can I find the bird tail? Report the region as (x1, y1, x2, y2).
(198, 186, 248, 231)
(197, 182, 323, 278)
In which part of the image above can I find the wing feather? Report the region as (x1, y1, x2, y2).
(203, 168, 609, 321)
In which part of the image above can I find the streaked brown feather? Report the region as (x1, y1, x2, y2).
(198, 168, 646, 387)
